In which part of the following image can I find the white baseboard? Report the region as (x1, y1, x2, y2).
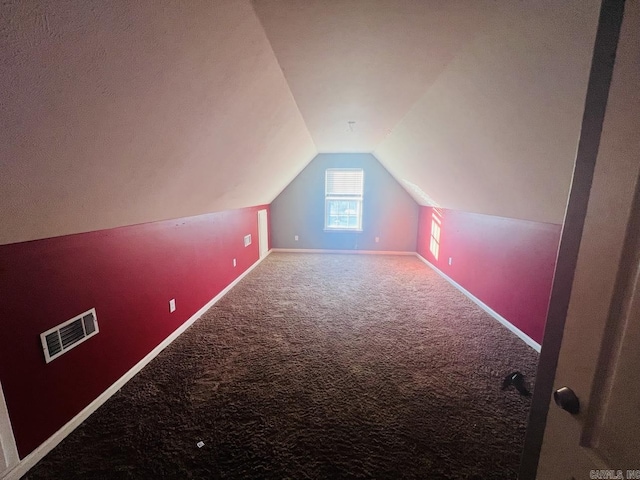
(271, 248, 415, 256)
(2, 251, 271, 480)
(415, 254, 541, 352)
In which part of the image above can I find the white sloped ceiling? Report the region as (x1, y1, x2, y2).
(252, 0, 495, 153)
(1, 0, 603, 245)
(374, 1, 601, 224)
(253, 0, 601, 224)
(0, 0, 316, 245)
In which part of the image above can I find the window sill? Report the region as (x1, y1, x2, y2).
(323, 228, 363, 233)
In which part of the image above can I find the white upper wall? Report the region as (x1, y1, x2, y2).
(0, 0, 316, 245)
(374, 1, 601, 224)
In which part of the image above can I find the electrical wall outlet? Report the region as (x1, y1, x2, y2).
(448, 257, 453, 266)
(375, 236, 380, 243)
(294, 235, 299, 241)
(233, 258, 237, 267)
(169, 298, 176, 313)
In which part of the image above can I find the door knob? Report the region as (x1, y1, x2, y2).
(553, 386, 580, 414)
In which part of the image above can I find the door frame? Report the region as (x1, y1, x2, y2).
(518, 1, 626, 478)
(257, 209, 269, 259)
(0, 379, 19, 475)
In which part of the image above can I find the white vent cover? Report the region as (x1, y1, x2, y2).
(40, 308, 99, 363)
(244, 234, 252, 247)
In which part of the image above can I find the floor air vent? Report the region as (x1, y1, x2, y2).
(40, 308, 99, 363)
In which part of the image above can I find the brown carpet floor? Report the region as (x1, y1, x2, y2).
(25, 253, 538, 480)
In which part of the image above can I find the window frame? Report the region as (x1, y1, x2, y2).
(429, 212, 441, 260)
(324, 168, 364, 232)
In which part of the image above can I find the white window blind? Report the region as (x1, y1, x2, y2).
(325, 169, 364, 196)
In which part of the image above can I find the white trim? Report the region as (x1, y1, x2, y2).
(0, 381, 19, 477)
(271, 248, 415, 256)
(257, 209, 269, 259)
(1, 251, 271, 480)
(415, 253, 541, 352)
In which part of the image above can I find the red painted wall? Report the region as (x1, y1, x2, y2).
(417, 207, 561, 344)
(0, 205, 269, 458)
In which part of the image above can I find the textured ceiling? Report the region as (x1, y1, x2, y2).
(0, 0, 316, 244)
(374, 0, 601, 223)
(252, 0, 495, 153)
(1, 0, 601, 244)
(253, 0, 601, 224)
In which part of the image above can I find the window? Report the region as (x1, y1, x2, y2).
(429, 212, 441, 260)
(325, 168, 364, 231)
